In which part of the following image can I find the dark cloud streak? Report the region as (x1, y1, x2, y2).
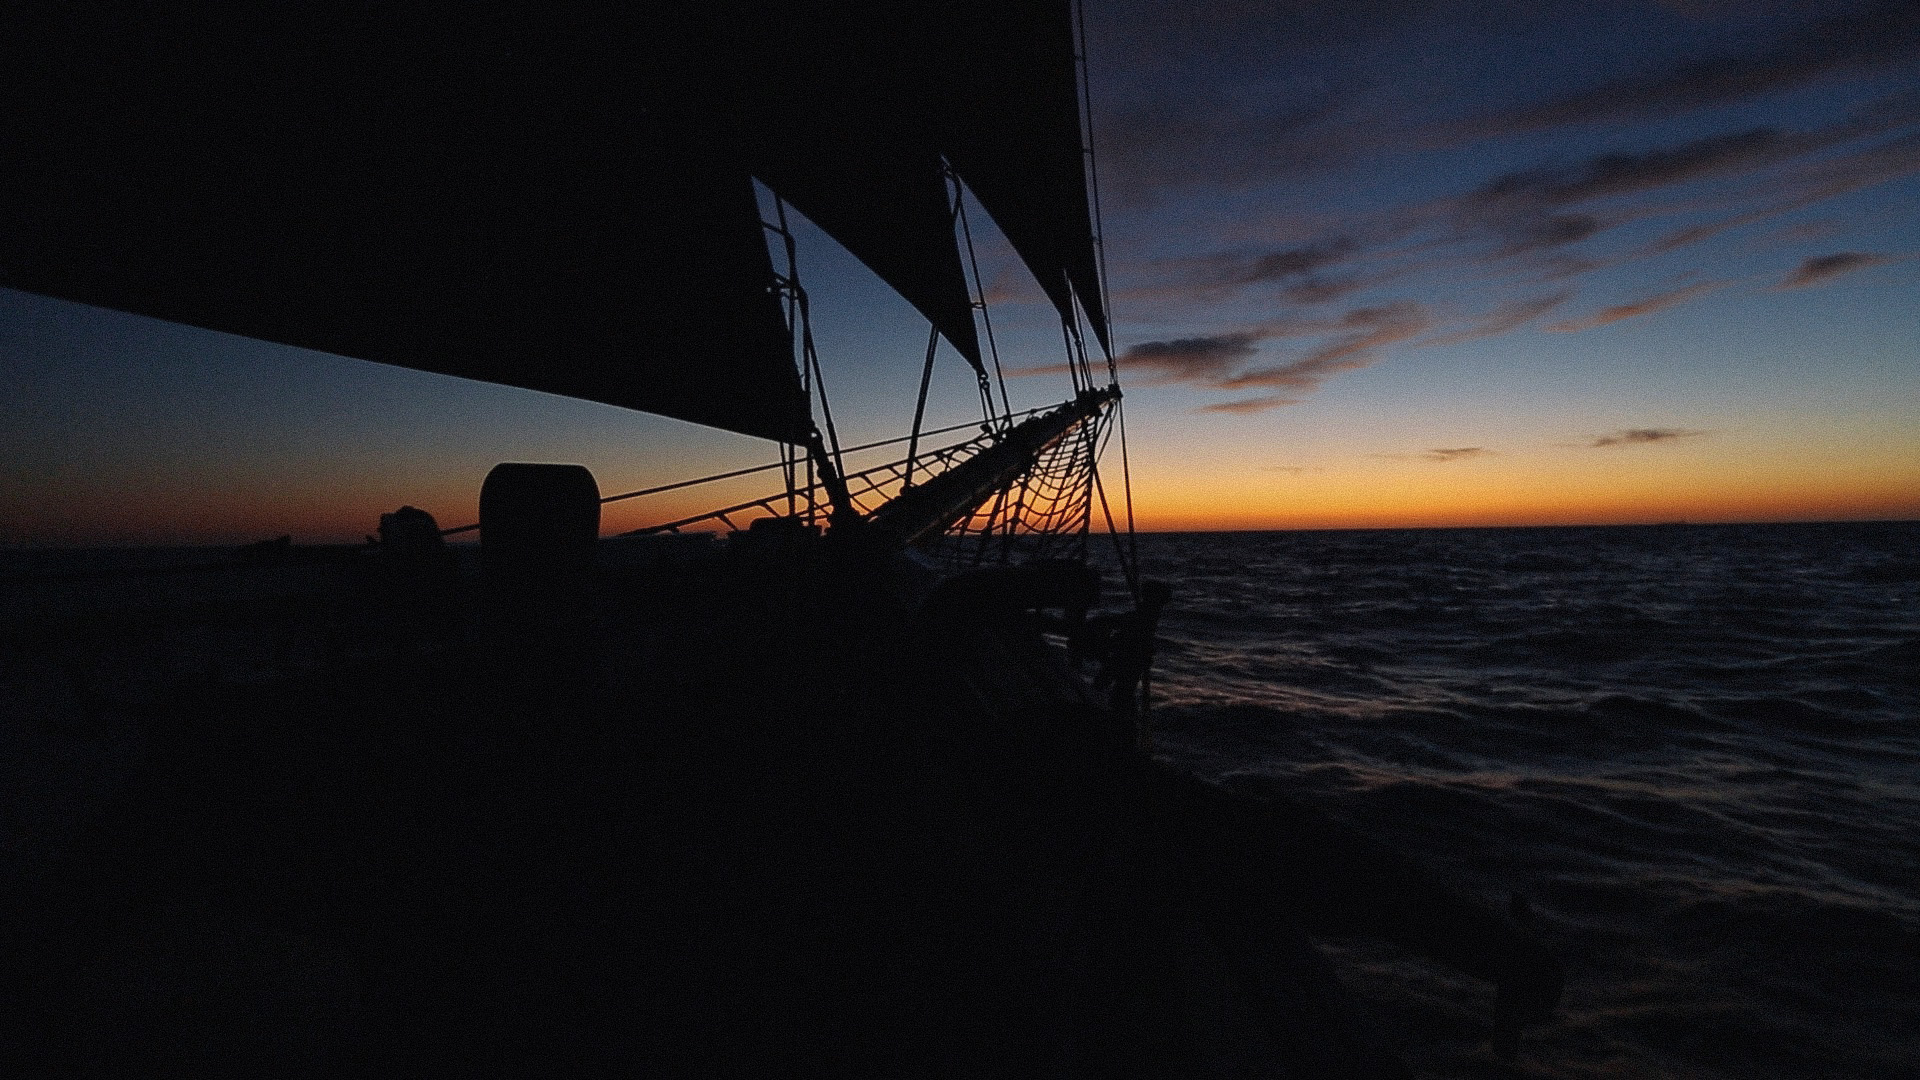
(1174, 238, 1359, 293)
(1472, 2, 1920, 135)
(1470, 128, 1825, 210)
(1424, 290, 1573, 346)
(1199, 395, 1299, 414)
(1118, 333, 1262, 384)
(1222, 303, 1433, 391)
(1590, 428, 1707, 447)
(1547, 281, 1726, 332)
(1425, 447, 1491, 461)
(1281, 276, 1369, 304)
(1774, 251, 1895, 289)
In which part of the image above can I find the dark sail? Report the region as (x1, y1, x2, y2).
(0, 9, 813, 443)
(0, 4, 1106, 441)
(752, 138, 984, 371)
(743, 1, 1111, 357)
(929, 2, 1114, 355)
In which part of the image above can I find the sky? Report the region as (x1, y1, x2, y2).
(4, 0, 1918, 544)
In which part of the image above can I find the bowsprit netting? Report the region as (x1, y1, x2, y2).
(922, 404, 1108, 571)
(602, 397, 1112, 572)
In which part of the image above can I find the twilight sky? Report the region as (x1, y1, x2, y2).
(4, 0, 1918, 544)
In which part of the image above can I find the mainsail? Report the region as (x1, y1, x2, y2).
(0, 4, 1109, 444)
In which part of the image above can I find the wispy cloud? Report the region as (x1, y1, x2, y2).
(1221, 303, 1434, 391)
(1214, 350, 1380, 392)
(1631, 119, 1920, 256)
(1772, 251, 1896, 289)
(1117, 332, 1263, 384)
(1425, 447, 1492, 461)
(1464, 2, 1920, 136)
(1001, 361, 1074, 378)
(1072, 7, 1920, 422)
(1094, 302, 1434, 406)
(1470, 128, 1822, 210)
(1200, 395, 1300, 414)
(1281, 276, 1371, 304)
(1456, 126, 1851, 260)
(1644, 206, 1781, 255)
(1590, 428, 1708, 447)
(1190, 238, 1357, 289)
(1423, 290, 1573, 346)
(1546, 281, 1727, 332)
(1098, 114, 1918, 407)
(1800, 130, 1920, 200)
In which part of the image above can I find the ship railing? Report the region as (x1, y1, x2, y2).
(609, 395, 1112, 571)
(613, 423, 1006, 537)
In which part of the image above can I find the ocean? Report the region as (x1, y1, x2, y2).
(1117, 522, 1920, 1079)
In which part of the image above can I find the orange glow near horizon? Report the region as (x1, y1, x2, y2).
(1123, 441, 1920, 532)
(11, 454, 1915, 547)
(6, 398, 1917, 547)
(1132, 490, 1920, 533)
(0, 465, 825, 548)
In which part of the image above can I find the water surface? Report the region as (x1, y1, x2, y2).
(1120, 522, 1920, 1078)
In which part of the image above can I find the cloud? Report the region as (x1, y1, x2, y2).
(1472, 128, 1813, 208)
(1635, 117, 1920, 256)
(1074, 14, 1920, 422)
(1104, 302, 1433, 402)
(1422, 290, 1574, 346)
(1262, 464, 1321, 473)
(1191, 238, 1357, 288)
(1546, 280, 1726, 332)
(1093, 2, 1920, 214)
(1590, 428, 1708, 447)
(1281, 276, 1370, 304)
(1117, 332, 1263, 383)
(1453, 101, 1920, 264)
(1221, 302, 1434, 391)
(1773, 251, 1896, 289)
(1110, 101, 1920, 382)
(1424, 447, 1491, 461)
(1199, 395, 1299, 414)
(1470, 2, 1920, 135)
(1001, 361, 1074, 378)
(1216, 350, 1378, 392)
(1796, 130, 1920, 202)
(1644, 208, 1777, 255)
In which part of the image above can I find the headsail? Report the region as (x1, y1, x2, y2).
(927, 1, 1114, 355)
(0, 4, 1108, 443)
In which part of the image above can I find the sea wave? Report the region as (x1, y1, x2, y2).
(1106, 521, 1920, 1079)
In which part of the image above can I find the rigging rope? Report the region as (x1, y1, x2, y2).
(1074, 0, 1138, 598)
(953, 178, 1014, 427)
(904, 324, 941, 488)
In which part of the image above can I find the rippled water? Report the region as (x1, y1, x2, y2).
(1112, 522, 1920, 1078)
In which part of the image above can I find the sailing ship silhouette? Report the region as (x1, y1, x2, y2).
(1, 4, 1558, 1073)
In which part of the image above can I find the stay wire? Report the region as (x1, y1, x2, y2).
(954, 179, 1014, 425)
